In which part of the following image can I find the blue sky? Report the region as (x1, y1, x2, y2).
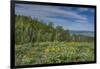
(15, 4, 95, 31)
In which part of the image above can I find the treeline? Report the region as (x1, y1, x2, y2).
(15, 15, 94, 44)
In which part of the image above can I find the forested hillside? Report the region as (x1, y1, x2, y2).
(15, 15, 94, 44)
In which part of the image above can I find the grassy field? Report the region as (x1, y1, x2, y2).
(15, 42, 94, 65)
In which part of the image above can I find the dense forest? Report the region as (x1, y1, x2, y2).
(15, 15, 94, 65)
(15, 15, 94, 45)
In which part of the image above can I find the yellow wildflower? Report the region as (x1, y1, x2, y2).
(57, 47, 60, 51)
(52, 48, 55, 51)
(51, 47, 60, 52)
(44, 48, 49, 52)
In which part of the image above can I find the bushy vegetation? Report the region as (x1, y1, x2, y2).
(15, 15, 94, 65)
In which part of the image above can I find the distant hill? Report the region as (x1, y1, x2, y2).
(69, 30, 94, 37)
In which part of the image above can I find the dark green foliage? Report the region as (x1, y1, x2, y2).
(15, 15, 94, 44)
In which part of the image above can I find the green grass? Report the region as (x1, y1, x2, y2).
(15, 42, 94, 65)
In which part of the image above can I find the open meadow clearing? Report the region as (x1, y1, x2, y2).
(15, 42, 94, 65)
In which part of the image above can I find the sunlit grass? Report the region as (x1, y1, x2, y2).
(15, 42, 94, 65)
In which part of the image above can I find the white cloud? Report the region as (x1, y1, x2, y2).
(75, 19, 88, 23)
(78, 8, 89, 12)
(15, 4, 87, 21)
(15, 4, 94, 31)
